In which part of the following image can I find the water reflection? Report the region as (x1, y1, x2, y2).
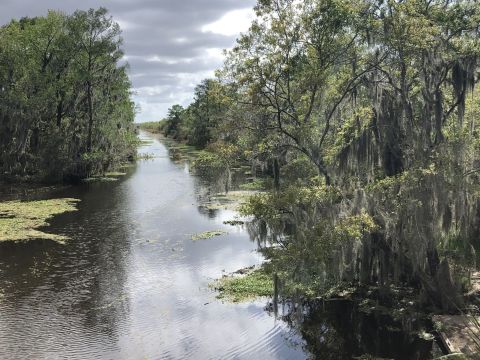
(275, 299, 440, 360)
(0, 132, 307, 359)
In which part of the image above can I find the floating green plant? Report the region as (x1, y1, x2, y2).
(0, 198, 80, 243)
(211, 268, 273, 302)
(104, 172, 127, 177)
(82, 177, 119, 183)
(223, 220, 245, 226)
(191, 230, 227, 241)
(200, 191, 259, 212)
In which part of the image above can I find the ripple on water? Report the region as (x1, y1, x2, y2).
(0, 133, 308, 360)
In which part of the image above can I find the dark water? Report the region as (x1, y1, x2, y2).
(0, 132, 307, 359)
(0, 132, 441, 360)
(296, 299, 439, 359)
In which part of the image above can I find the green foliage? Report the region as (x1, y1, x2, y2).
(193, 152, 228, 173)
(334, 213, 378, 241)
(138, 121, 163, 134)
(163, 0, 480, 306)
(239, 178, 268, 191)
(280, 156, 318, 185)
(155, 79, 234, 149)
(240, 184, 342, 220)
(0, 8, 136, 182)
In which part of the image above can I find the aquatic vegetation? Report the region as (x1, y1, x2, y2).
(191, 230, 227, 241)
(119, 163, 136, 169)
(82, 177, 119, 183)
(239, 178, 268, 191)
(0, 198, 80, 243)
(223, 220, 245, 226)
(213, 191, 258, 204)
(136, 153, 156, 160)
(200, 191, 259, 212)
(81, 171, 128, 182)
(200, 203, 227, 211)
(211, 268, 273, 302)
(104, 172, 127, 177)
(138, 139, 154, 146)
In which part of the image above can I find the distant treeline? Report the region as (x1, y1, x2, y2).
(139, 78, 231, 149)
(0, 8, 136, 182)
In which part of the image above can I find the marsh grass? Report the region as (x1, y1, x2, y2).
(0, 198, 80, 243)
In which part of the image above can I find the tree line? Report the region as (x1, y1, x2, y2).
(147, 0, 480, 311)
(0, 8, 136, 183)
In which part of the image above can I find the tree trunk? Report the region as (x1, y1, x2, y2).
(56, 97, 63, 127)
(418, 258, 464, 312)
(87, 81, 93, 152)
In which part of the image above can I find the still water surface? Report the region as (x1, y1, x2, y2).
(0, 132, 308, 359)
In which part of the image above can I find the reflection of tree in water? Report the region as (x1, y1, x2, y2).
(69, 184, 133, 336)
(272, 300, 435, 360)
(245, 213, 441, 359)
(192, 164, 252, 219)
(192, 171, 225, 219)
(164, 142, 439, 359)
(0, 240, 59, 298)
(165, 139, 259, 221)
(245, 218, 270, 249)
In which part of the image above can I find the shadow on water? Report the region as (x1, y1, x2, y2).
(273, 298, 441, 359)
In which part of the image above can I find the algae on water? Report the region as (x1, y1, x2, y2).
(191, 230, 227, 241)
(82, 171, 127, 183)
(0, 198, 80, 243)
(200, 191, 260, 212)
(223, 220, 245, 226)
(104, 172, 127, 177)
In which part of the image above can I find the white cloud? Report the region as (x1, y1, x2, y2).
(116, 18, 136, 30)
(133, 70, 216, 122)
(201, 8, 254, 36)
(204, 47, 225, 62)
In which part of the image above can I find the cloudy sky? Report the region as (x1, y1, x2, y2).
(0, 0, 257, 122)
